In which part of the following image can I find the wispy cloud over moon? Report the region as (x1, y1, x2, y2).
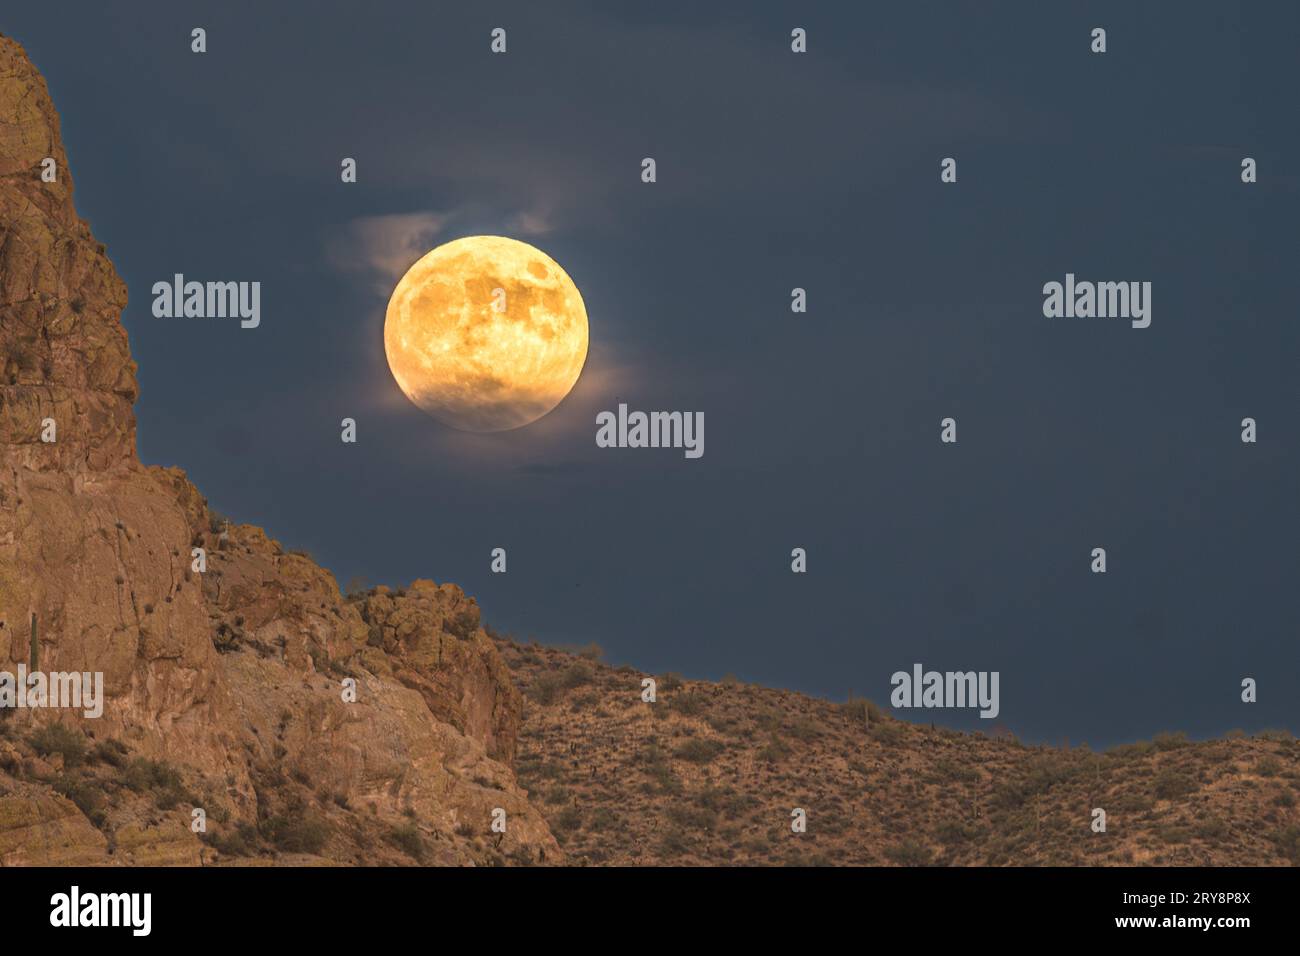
(331, 205, 556, 296)
(329, 211, 450, 292)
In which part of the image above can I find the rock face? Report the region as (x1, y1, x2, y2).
(0, 35, 559, 866)
(0, 36, 136, 475)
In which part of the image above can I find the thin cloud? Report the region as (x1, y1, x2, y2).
(330, 204, 557, 294)
(329, 211, 449, 292)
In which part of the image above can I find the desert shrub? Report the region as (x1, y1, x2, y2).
(673, 738, 724, 764)
(531, 760, 564, 781)
(528, 673, 563, 705)
(1107, 740, 1156, 758)
(787, 715, 822, 741)
(559, 661, 594, 689)
(758, 733, 792, 763)
(8, 340, 35, 371)
(640, 742, 681, 792)
(645, 762, 680, 793)
(205, 822, 259, 857)
(91, 738, 130, 768)
(838, 698, 881, 724)
(29, 723, 88, 767)
(1257, 729, 1295, 743)
(208, 510, 228, 534)
(667, 803, 716, 831)
(1194, 818, 1229, 841)
(446, 607, 479, 640)
(658, 826, 689, 857)
(1153, 731, 1191, 751)
(870, 721, 906, 746)
(1271, 824, 1300, 864)
(388, 823, 425, 861)
(990, 756, 1077, 809)
(214, 621, 241, 654)
(1256, 756, 1283, 777)
(1155, 824, 1192, 844)
(543, 785, 571, 805)
(261, 814, 330, 854)
(669, 692, 706, 717)
(706, 713, 741, 735)
(695, 786, 754, 817)
(884, 840, 933, 866)
(122, 757, 181, 792)
(121, 757, 189, 808)
(659, 672, 683, 691)
(1109, 791, 1156, 813)
(1153, 768, 1196, 800)
(1024, 756, 1078, 791)
(53, 774, 107, 828)
(925, 758, 981, 786)
(553, 806, 583, 834)
(935, 820, 982, 844)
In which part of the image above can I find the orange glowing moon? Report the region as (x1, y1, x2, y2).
(383, 236, 589, 431)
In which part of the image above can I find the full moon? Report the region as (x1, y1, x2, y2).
(383, 235, 589, 432)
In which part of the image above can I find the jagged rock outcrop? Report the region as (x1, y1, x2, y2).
(358, 582, 521, 764)
(0, 34, 559, 866)
(0, 785, 109, 866)
(0, 35, 136, 475)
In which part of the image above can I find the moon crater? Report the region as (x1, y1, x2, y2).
(383, 235, 589, 432)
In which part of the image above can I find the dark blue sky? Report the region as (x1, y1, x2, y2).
(8, 2, 1297, 745)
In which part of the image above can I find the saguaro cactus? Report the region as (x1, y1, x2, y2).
(29, 613, 37, 670)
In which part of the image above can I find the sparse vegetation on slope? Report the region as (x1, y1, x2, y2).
(495, 637, 1300, 867)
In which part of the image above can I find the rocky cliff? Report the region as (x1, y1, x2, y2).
(0, 34, 560, 866)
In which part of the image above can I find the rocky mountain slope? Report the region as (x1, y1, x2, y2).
(0, 33, 559, 866)
(497, 638, 1300, 866)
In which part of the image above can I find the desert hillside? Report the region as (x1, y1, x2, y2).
(496, 637, 1300, 866)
